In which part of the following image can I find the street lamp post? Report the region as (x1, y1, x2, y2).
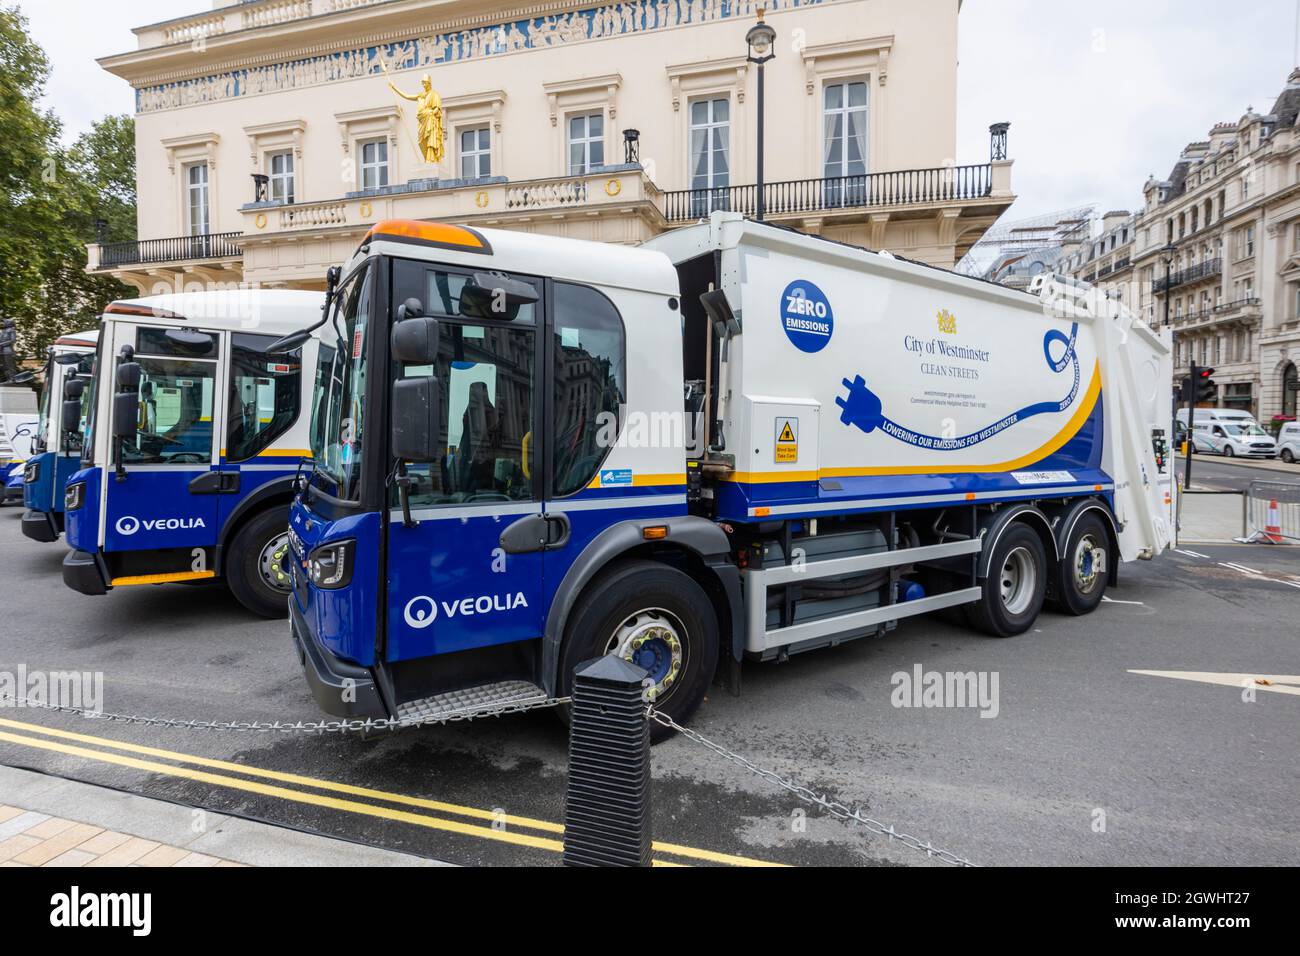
(746, 9, 776, 221)
(1161, 242, 1176, 328)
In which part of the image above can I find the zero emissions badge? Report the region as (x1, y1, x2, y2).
(780, 279, 833, 353)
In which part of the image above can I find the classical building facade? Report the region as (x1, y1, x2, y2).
(1060, 69, 1300, 424)
(87, 0, 1013, 293)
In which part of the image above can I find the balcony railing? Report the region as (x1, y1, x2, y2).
(1173, 298, 1261, 324)
(94, 232, 244, 269)
(1153, 258, 1222, 294)
(661, 164, 994, 223)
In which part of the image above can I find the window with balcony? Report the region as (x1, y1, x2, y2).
(359, 139, 389, 191)
(822, 80, 868, 207)
(688, 97, 730, 215)
(185, 163, 210, 237)
(567, 113, 605, 175)
(267, 150, 295, 204)
(460, 127, 491, 180)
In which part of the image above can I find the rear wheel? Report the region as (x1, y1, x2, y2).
(226, 506, 292, 619)
(967, 523, 1047, 638)
(558, 560, 719, 743)
(1054, 512, 1109, 616)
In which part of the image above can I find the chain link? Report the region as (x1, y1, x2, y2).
(0, 692, 569, 734)
(647, 708, 979, 867)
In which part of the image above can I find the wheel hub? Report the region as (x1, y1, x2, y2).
(605, 609, 685, 702)
(258, 533, 293, 594)
(1074, 535, 1104, 593)
(999, 546, 1036, 616)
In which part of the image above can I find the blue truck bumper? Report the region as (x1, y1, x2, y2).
(63, 549, 109, 596)
(21, 509, 59, 543)
(289, 599, 385, 719)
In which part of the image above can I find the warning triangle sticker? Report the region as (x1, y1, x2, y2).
(778, 422, 796, 443)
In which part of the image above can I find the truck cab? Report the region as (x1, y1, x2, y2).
(21, 330, 98, 543)
(62, 290, 325, 617)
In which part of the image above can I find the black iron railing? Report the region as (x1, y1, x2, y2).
(661, 164, 994, 223)
(1153, 258, 1222, 294)
(95, 232, 244, 269)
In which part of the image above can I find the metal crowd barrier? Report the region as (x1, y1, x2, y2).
(1243, 480, 1300, 544)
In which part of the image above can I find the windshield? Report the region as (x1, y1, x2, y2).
(81, 335, 106, 465)
(1224, 423, 1267, 437)
(310, 265, 373, 500)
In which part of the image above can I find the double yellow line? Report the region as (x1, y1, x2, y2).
(0, 716, 782, 867)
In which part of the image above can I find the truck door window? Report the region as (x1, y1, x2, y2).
(393, 323, 536, 508)
(120, 356, 216, 465)
(313, 267, 373, 500)
(551, 282, 626, 497)
(225, 333, 303, 462)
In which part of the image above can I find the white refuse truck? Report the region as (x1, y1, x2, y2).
(286, 213, 1175, 735)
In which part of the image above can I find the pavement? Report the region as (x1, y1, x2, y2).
(0, 764, 444, 867)
(1, 505, 1298, 867)
(1175, 455, 1300, 543)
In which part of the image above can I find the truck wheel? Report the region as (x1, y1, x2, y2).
(226, 507, 292, 619)
(968, 523, 1047, 638)
(1054, 512, 1109, 616)
(559, 560, 719, 744)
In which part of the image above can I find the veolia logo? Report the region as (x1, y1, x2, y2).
(115, 515, 206, 536)
(404, 596, 438, 629)
(780, 279, 834, 353)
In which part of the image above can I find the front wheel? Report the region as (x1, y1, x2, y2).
(1281, 448, 1295, 464)
(558, 560, 719, 743)
(226, 507, 293, 619)
(1222, 444, 1235, 458)
(967, 523, 1047, 638)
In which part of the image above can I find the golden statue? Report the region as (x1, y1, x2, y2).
(387, 72, 445, 166)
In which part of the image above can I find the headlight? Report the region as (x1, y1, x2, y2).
(307, 539, 354, 589)
(65, 481, 86, 511)
(24, 461, 39, 483)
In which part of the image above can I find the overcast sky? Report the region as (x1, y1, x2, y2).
(15, 0, 1300, 227)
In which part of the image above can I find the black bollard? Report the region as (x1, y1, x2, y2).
(562, 655, 652, 867)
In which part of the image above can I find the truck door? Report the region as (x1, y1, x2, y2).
(383, 265, 546, 663)
(100, 323, 223, 580)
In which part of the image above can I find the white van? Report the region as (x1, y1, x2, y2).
(1278, 421, 1300, 464)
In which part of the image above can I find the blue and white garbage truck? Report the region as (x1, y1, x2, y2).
(61, 290, 325, 617)
(287, 213, 1174, 735)
(21, 330, 98, 542)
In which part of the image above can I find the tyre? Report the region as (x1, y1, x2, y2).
(225, 506, 293, 619)
(558, 560, 719, 744)
(1053, 512, 1109, 616)
(1282, 448, 1295, 464)
(1222, 444, 1234, 458)
(967, 523, 1048, 638)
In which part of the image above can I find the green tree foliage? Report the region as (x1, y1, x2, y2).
(0, 6, 135, 361)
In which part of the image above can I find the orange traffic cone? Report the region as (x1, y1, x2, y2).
(1266, 500, 1284, 544)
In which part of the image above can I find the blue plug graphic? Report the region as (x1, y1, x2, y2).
(836, 375, 884, 434)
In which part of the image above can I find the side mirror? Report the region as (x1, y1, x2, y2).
(61, 400, 82, 435)
(63, 378, 85, 402)
(112, 391, 138, 440)
(163, 328, 216, 355)
(391, 375, 440, 463)
(117, 361, 141, 392)
(392, 315, 441, 366)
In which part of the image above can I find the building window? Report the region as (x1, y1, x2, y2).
(567, 113, 605, 175)
(267, 150, 295, 204)
(459, 127, 491, 179)
(1283, 363, 1298, 418)
(688, 97, 730, 214)
(1245, 225, 1255, 258)
(359, 139, 389, 191)
(185, 163, 210, 236)
(823, 79, 868, 187)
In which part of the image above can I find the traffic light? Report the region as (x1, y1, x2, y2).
(1178, 377, 1194, 404)
(1194, 366, 1217, 404)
